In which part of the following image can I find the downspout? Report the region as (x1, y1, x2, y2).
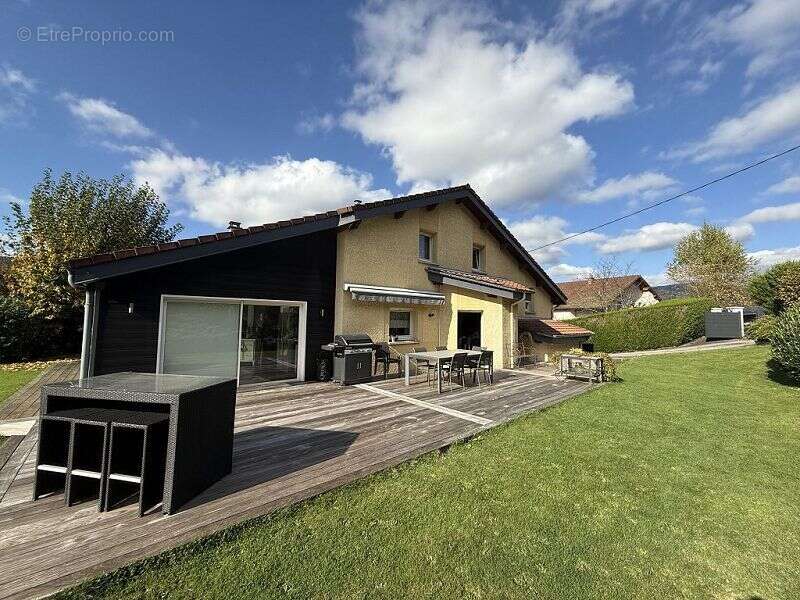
(508, 296, 526, 369)
(79, 287, 94, 380)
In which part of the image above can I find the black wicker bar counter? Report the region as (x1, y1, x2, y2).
(36, 372, 237, 515)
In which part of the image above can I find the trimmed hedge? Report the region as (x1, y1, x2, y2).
(568, 297, 715, 353)
(771, 304, 800, 381)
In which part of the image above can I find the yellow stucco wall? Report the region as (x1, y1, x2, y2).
(333, 199, 558, 370)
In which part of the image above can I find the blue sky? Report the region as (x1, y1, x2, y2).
(2, 0, 800, 283)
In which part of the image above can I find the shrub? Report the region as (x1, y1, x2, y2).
(745, 315, 777, 344)
(748, 261, 800, 315)
(549, 347, 619, 382)
(771, 304, 800, 382)
(0, 295, 79, 362)
(569, 297, 715, 353)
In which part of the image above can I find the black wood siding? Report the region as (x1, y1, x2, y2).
(92, 230, 337, 380)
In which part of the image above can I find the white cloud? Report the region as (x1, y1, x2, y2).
(548, 263, 595, 281)
(297, 113, 336, 135)
(58, 93, 153, 138)
(643, 272, 672, 286)
(508, 215, 605, 265)
(766, 176, 800, 195)
(342, 0, 634, 209)
(1, 188, 23, 204)
(576, 171, 677, 203)
(749, 245, 800, 269)
(556, 0, 673, 35)
(724, 222, 755, 241)
(0, 66, 35, 92)
(701, 0, 800, 78)
(738, 201, 800, 224)
(129, 150, 390, 228)
(0, 65, 35, 123)
(682, 60, 724, 95)
(667, 83, 800, 162)
(596, 222, 696, 253)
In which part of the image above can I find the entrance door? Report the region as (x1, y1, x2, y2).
(457, 311, 481, 350)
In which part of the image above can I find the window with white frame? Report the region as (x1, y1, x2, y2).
(419, 232, 433, 262)
(472, 245, 484, 271)
(389, 310, 413, 340)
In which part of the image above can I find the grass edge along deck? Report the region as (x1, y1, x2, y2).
(0, 371, 589, 600)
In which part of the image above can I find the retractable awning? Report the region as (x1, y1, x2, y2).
(343, 283, 446, 306)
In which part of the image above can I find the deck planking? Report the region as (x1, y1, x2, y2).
(0, 362, 80, 422)
(0, 370, 590, 600)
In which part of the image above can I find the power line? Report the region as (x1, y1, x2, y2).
(528, 143, 800, 253)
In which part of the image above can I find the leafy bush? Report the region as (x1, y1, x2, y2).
(549, 347, 619, 382)
(749, 261, 800, 315)
(745, 315, 777, 344)
(771, 304, 800, 382)
(569, 297, 715, 353)
(0, 295, 79, 362)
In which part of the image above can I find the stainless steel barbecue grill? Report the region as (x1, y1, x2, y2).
(321, 333, 375, 384)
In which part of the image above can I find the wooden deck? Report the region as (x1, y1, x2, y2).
(0, 369, 591, 600)
(0, 361, 80, 421)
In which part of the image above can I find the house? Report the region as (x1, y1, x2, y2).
(553, 275, 660, 320)
(67, 185, 591, 388)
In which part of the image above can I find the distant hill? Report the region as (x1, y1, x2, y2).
(652, 283, 691, 300)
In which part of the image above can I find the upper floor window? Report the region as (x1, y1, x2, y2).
(472, 245, 484, 271)
(419, 232, 433, 262)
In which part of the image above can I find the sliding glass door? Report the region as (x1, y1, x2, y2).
(161, 300, 241, 378)
(239, 304, 300, 385)
(159, 296, 305, 386)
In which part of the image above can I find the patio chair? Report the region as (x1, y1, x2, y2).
(439, 352, 468, 391)
(470, 350, 493, 385)
(412, 346, 436, 380)
(374, 343, 403, 379)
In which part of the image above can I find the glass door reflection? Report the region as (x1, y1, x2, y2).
(239, 304, 300, 385)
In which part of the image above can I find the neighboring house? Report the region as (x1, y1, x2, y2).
(652, 282, 690, 300)
(553, 275, 661, 320)
(67, 185, 588, 388)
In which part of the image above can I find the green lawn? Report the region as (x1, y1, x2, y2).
(0, 368, 42, 408)
(59, 346, 799, 600)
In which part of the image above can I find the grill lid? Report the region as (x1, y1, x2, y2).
(334, 333, 374, 346)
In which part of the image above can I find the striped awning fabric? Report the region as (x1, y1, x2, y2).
(344, 283, 446, 306)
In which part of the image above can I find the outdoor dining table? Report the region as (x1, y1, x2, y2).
(404, 349, 482, 394)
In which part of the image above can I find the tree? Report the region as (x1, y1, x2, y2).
(666, 224, 755, 305)
(3, 170, 182, 320)
(583, 256, 634, 312)
(748, 261, 800, 315)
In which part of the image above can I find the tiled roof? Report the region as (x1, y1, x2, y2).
(525, 318, 593, 338)
(427, 266, 532, 292)
(69, 185, 473, 269)
(65, 184, 568, 305)
(557, 275, 649, 309)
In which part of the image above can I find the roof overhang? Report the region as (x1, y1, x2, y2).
(67, 185, 568, 305)
(426, 268, 525, 300)
(344, 283, 446, 306)
(69, 215, 342, 286)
